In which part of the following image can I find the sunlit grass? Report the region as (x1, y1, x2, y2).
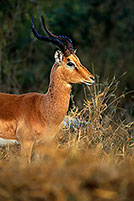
(0, 77, 134, 201)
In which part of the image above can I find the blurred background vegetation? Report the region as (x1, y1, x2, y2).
(0, 0, 134, 118)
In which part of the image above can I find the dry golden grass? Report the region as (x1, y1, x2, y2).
(0, 76, 134, 201)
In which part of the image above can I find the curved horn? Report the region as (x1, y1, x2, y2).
(41, 16, 74, 54)
(31, 17, 71, 57)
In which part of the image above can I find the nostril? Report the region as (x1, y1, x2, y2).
(90, 76, 95, 81)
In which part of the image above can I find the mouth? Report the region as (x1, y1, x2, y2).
(82, 78, 95, 86)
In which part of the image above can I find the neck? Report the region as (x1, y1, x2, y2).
(42, 64, 72, 126)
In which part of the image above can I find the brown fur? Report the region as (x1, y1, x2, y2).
(0, 53, 94, 162)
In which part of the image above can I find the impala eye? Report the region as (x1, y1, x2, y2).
(67, 61, 78, 71)
(67, 62, 75, 67)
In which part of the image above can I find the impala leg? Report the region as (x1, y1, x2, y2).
(21, 140, 34, 163)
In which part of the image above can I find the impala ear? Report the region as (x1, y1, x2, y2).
(74, 49, 77, 54)
(54, 50, 63, 64)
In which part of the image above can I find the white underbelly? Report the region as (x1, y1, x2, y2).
(0, 138, 19, 147)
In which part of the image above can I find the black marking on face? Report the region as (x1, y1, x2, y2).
(75, 66, 78, 71)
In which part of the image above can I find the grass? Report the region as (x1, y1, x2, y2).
(0, 76, 134, 201)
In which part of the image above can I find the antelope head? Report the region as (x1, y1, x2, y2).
(31, 16, 95, 86)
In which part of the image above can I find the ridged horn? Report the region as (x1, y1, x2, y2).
(41, 16, 74, 54)
(31, 17, 71, 57)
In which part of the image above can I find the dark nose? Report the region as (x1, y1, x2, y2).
(90, 76, 95, 81)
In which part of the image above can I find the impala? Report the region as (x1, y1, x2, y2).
(0, 16, 95, 162)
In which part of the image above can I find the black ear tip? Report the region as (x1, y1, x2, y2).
(55, 47, 59, 52)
